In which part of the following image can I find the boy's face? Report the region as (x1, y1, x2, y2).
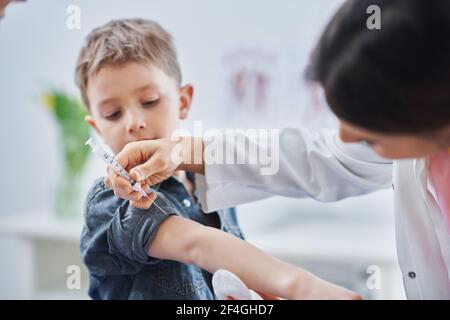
(85, 61, 193, 154)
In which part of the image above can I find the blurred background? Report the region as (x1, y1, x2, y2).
(0, 0, 405, 299)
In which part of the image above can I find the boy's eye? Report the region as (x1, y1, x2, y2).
(104, 111, 121, 120)
(142, 99, 159, 108)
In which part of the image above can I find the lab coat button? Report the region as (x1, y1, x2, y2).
(183, 199, 191, 207)
(408, 272, 416, 279)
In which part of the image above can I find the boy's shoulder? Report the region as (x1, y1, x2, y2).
(89, 176, 107, 192)
(84, 177, 178, 217)
(86, 177, 109, 204)
(84, 177, 125, 216)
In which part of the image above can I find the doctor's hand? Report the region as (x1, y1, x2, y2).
(104, 136, 204, 209)
(225, 292, 282, 300)
(225, 284, 363, 300)
(299, 276, 364, 300)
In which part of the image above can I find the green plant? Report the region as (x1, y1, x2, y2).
(41, 90, 91, 218)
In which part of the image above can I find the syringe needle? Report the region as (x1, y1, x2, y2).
(151, 200, 170, 216)
(141, 193, 170, 216)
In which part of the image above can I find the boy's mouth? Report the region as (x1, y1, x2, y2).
(134, 137, 154, 142)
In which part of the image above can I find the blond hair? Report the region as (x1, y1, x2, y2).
(75, 18, 182, 108)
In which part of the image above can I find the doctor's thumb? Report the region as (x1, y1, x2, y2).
(130, 165, 152, 182)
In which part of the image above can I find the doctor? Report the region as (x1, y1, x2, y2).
(106, 0, 450, 299)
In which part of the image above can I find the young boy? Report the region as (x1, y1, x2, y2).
(76, 18, 360, 300)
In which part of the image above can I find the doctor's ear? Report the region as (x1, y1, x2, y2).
(436, 124, 450, 149)
(85, 115, 100, 134)
(178, 84, 194, 120)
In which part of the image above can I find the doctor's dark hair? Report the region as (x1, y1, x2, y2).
(307, 0, 450, 135)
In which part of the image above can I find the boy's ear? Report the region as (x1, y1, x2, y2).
(85, 115, 101, 134)
(179, 84, 194, 120)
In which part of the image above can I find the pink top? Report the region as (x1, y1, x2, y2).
(429, 149, 450, 228)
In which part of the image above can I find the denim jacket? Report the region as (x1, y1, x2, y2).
(80, 173, 244, 300)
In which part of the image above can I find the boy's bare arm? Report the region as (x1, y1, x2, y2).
(147, 215, 362, 300)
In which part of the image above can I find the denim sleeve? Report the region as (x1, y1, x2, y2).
(107, 193, 180, 264)
(81, 179, 181, 274)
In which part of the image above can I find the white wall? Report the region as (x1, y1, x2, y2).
(0, 0, 352, 216)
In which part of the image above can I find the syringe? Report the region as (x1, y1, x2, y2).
(85, 137, 169, 215)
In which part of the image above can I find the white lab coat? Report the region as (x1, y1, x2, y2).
(195, 128, 450, 299)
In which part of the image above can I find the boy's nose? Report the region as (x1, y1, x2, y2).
(126, 112, 147, 134)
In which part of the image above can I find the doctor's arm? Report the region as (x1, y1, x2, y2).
(106, 128, 392, 211)
(196, 128, 393, 211)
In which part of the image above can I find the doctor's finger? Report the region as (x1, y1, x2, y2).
(107, 166, 133, 193)
(130, 155, 167, 182)
(116, 190, 143, 203)
(104, 176, 112, 189)
(255, 292, 282, 300)
(130, 192, 157, 209)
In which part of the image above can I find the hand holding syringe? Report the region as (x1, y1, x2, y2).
(85, 137, 169, 215)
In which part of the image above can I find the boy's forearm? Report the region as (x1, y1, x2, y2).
(148, 215, 319, 299)
(190, 225, 316, 300)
